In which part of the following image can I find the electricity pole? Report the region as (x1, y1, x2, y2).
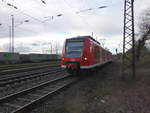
(91, 32, 93, 37)
(11, 15, 14, 53)
(122, 0, 135, 80)
(49, 42, 52, 54)
(9, 26, 12, 53)
(56, 43, 58, 54)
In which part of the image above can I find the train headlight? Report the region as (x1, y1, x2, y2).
(84, 57, 87, 60)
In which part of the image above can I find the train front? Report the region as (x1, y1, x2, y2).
(61, 37, 85, 75)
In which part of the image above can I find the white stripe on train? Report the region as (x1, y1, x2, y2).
(61, 61, 110, 69)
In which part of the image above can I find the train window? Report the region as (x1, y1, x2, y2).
(65, 41, 83, 58)
(102, 50, 105, 59)
(94, 47, 100, 59)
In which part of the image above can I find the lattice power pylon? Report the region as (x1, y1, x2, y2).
(122, 0, 135, 80)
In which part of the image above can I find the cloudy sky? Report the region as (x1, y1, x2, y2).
(0, 0, 150, 54)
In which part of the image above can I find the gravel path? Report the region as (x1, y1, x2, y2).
(29, 61, 150, 113)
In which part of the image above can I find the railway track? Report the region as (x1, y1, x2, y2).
(0, 67, 55, 79)
(0, 64, 60, 75)
(0, 67, 67, 98)
(0, 73, 76, 113)
(0, 67, 63, 86)
(0, 61, 59, 70)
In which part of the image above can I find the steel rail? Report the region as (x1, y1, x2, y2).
(0, 68, 64, 86)
(0, 66, 61, 80)
(0, 74, 70, 104)
(0, 65, 61, 80)
(0, 64, 60, 75)
(13, 78, 76, 113)
(0, 74, 76, 113)
(0, 61, 59, 69)
(0, 70, 67, 99)
(0, 63, 58, 72)
(0, 67, 55, 79)
(1, 64, 58, 72)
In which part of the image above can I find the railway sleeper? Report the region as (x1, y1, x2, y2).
(17, 98, 31, 102)
(4, 103, 21, 109)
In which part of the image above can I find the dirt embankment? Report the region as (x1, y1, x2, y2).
(32, 59, 150, 113)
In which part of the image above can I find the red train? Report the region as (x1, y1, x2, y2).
(61, 36, 112, 75)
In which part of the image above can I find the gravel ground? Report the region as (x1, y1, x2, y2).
(30, 60, 150, 113)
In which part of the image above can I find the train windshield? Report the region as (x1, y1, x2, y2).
(66, 41, 83, 58)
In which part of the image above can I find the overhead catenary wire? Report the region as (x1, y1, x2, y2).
(41, 0, 46, 4)
(0, 20, 39, 42)
(62, 0, 95, 32)
(62, 0, 115, 40)
(2, 0, 105, 30)
(76, 6, 107, 14)
(1, 1, 45, 23)
(1, 0, 110, 39)
(0, 0, 63, 35)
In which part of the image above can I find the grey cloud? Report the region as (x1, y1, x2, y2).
(0, 0, 150, 54)
(15, 43, 31, 53)
(0, 0, 124, 39)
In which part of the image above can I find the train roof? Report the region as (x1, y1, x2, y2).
(66, 36, 100, 44)
(66, 36, 112, 54)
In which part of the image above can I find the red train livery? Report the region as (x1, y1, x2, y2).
(61, 36, 112, 75)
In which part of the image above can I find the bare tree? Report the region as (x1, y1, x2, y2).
(136, 8, 150, 60)
(139, 8, 150, 34)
